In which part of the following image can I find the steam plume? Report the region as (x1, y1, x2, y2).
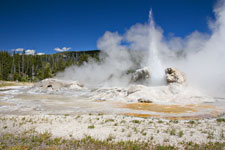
(57, 0, 225, 97)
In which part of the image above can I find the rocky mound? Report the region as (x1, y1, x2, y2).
(29, 78, 85, 93)
(27, 68, 214, 104)
(90, 83, 214, 104)
(126, 83, 214, 104)
(91, 87, 127, 102)
(131, 67, 151, 83)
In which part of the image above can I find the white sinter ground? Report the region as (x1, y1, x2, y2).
(0, 114, 224, 149)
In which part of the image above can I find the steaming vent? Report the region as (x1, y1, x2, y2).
(53, 2, 225, 103)
(131, 67, 186, 86)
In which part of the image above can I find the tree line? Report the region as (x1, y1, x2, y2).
(0, 50, 100, 82)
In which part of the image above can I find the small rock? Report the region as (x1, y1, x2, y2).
(138, 98, 152, 103)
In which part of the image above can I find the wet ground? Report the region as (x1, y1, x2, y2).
(0, 85, 224, 119)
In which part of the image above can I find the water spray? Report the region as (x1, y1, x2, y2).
(148, 9, 165, 86)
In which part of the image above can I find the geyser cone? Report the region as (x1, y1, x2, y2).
(148, 9, 165, 86)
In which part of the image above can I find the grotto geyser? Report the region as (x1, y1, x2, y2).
(33, 2, 225, 106)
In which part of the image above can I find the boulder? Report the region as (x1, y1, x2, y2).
(165, 67, 186, 84)
(131, 67, 151, 83)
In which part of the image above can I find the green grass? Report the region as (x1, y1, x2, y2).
(216, 118, 225, 123)
(120, 120, 126, 124)
(170, 120, 179, 124)
(0, 82, 16, 88)
(105, 119, 114, 123)
(170, 128, 176, 136)
(178, 131, 184, 138)
(188, 120, 195, 124)
(1, 132, 223, 150)
(130, 120, 141, 124)
(88, 125, 95, 129)
(98, 113, 104, 116)
(184, 142, 225, 150)
(157, 120, 163, 124)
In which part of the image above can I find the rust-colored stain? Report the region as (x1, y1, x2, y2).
(122, 111, 221, 120)
(93, 99, 106, 102)
(122, 113, 160, 118)
(163, 116, 201, 120)
(186, 104, 216, 109)
(121, 103, 198, 114)
(122, 113, 199, 120)
(0, 102, 15, 106)
(120, 103, 222, 120)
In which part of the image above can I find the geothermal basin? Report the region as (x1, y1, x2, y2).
(0, 77, 224, 120)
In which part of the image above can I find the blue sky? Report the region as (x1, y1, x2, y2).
(0, 0, 215, 54)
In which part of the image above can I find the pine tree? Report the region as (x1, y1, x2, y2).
(0, 50, 100, 81)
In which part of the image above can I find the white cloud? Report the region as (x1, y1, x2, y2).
(54, 47, 71, 52)
(13, 48, 45, 56)
(37, 53, 45, 55)
(25, 49, 35, 55)
(15, 48, 24, 52)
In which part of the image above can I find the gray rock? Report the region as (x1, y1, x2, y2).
(138, 98, 152, 103)
(131, 67, 151, 83)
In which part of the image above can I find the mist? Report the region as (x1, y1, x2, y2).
(170, 0, 225, 97)
(57, 0, 225, 97)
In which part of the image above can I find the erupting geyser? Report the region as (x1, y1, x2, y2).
(147, 10, 165, 86)
(54, 3, 225, 107)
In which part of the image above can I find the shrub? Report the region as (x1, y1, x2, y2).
(131, 120, 141, 124)
(216, 118, 225, 122)
(88, 125, 95, 129)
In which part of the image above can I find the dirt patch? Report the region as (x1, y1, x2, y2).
(0, 81, 33, 87)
